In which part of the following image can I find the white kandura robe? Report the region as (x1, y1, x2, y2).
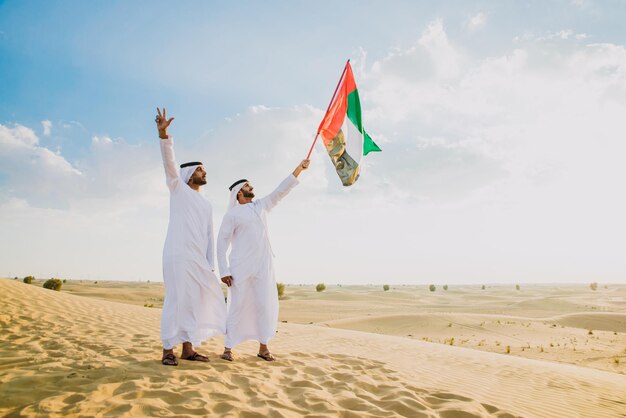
(217, 174, 299, 348)
(159, 137, 227, 349)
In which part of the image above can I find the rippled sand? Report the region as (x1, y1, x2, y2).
(1, 279, 624, 417)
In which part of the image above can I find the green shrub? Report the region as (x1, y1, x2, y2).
(590, 282, 598, 291)
(23, 276, 34, 284)
(481, 285, 486, 290)
(383, 284, 390, 291)
(429, 284, 436, 292)
(43, 278, 63, 291)
(63, 279, 67, 283)
(316, 283, 326, 292)
(443, 285, 448, 291)
(277, 282, 285, 299)
(516, 284, 520, 290)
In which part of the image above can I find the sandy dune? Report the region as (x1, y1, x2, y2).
(279, 284, 626, 375)
(1, 279, 625, 417)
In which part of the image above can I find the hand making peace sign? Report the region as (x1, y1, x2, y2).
(155, 107, 175, 139)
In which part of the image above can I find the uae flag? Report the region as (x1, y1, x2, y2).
(317, 61, 381, 186)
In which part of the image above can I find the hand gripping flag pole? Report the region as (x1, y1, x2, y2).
(305, 59, 351, 160)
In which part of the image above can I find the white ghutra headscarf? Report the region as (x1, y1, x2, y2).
(228, 179, 248, 209)
(180, 162, 202, 184)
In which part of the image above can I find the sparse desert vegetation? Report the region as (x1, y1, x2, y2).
(429, 284, 436, 292)
(23, 276, 34, 284)
(4, 279, 624, 378)
(383, 284, 390, 291)
(277, 282, 285, 299)
(43, 278, 62, 291)
(316, 283, 326, 292)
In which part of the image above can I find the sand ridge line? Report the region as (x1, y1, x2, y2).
(2, 279, 625, 417)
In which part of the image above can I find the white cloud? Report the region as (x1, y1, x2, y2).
(0, 128, 169, 281)
(363, 28, 626, 202)
(418, 19, 464, 79)
(0, 124, 165, 213)
(0, 124, 83, 207)
(514, 29, 589, 43)
(467, 12, 487, 32)
(91, 135, 113, 145)
(41, 120, 52, 136)
(2, 20, 626, 284)
(346, 22, 626, 282)
(59, 120, 85, 130)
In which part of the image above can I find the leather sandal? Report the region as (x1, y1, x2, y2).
(162, 353, 178, 366)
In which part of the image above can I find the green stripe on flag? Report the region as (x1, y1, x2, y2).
(364, 131, 381, 155)
(347, 89, 381, 156)
(346, 90, 363, 132)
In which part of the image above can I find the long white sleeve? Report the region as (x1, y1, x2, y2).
(217, 212, 235, 277)
(258, 174, 299, 212)
(159, 137, 181, 191)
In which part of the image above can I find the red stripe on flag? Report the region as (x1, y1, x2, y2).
(318, 63, 357, 146)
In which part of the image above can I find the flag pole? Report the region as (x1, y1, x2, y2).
(306, 59, 351, 159)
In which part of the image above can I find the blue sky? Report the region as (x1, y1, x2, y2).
(1, 1, 625, 283)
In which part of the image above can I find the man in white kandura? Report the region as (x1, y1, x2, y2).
(217, 159, 310, 362)
(155, 107, 226, 366)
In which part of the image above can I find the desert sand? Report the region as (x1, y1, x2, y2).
(1, 278, 624, 417)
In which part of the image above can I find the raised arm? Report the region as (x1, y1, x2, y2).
(259, 159, 310, 212)
(217, 212, 235, 286)
(155, 107, 180, 191)
(156, 107, 175, 139)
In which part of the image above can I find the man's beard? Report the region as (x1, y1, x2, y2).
(242, 189, 255, 198)
(192, 177, 207, 185)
